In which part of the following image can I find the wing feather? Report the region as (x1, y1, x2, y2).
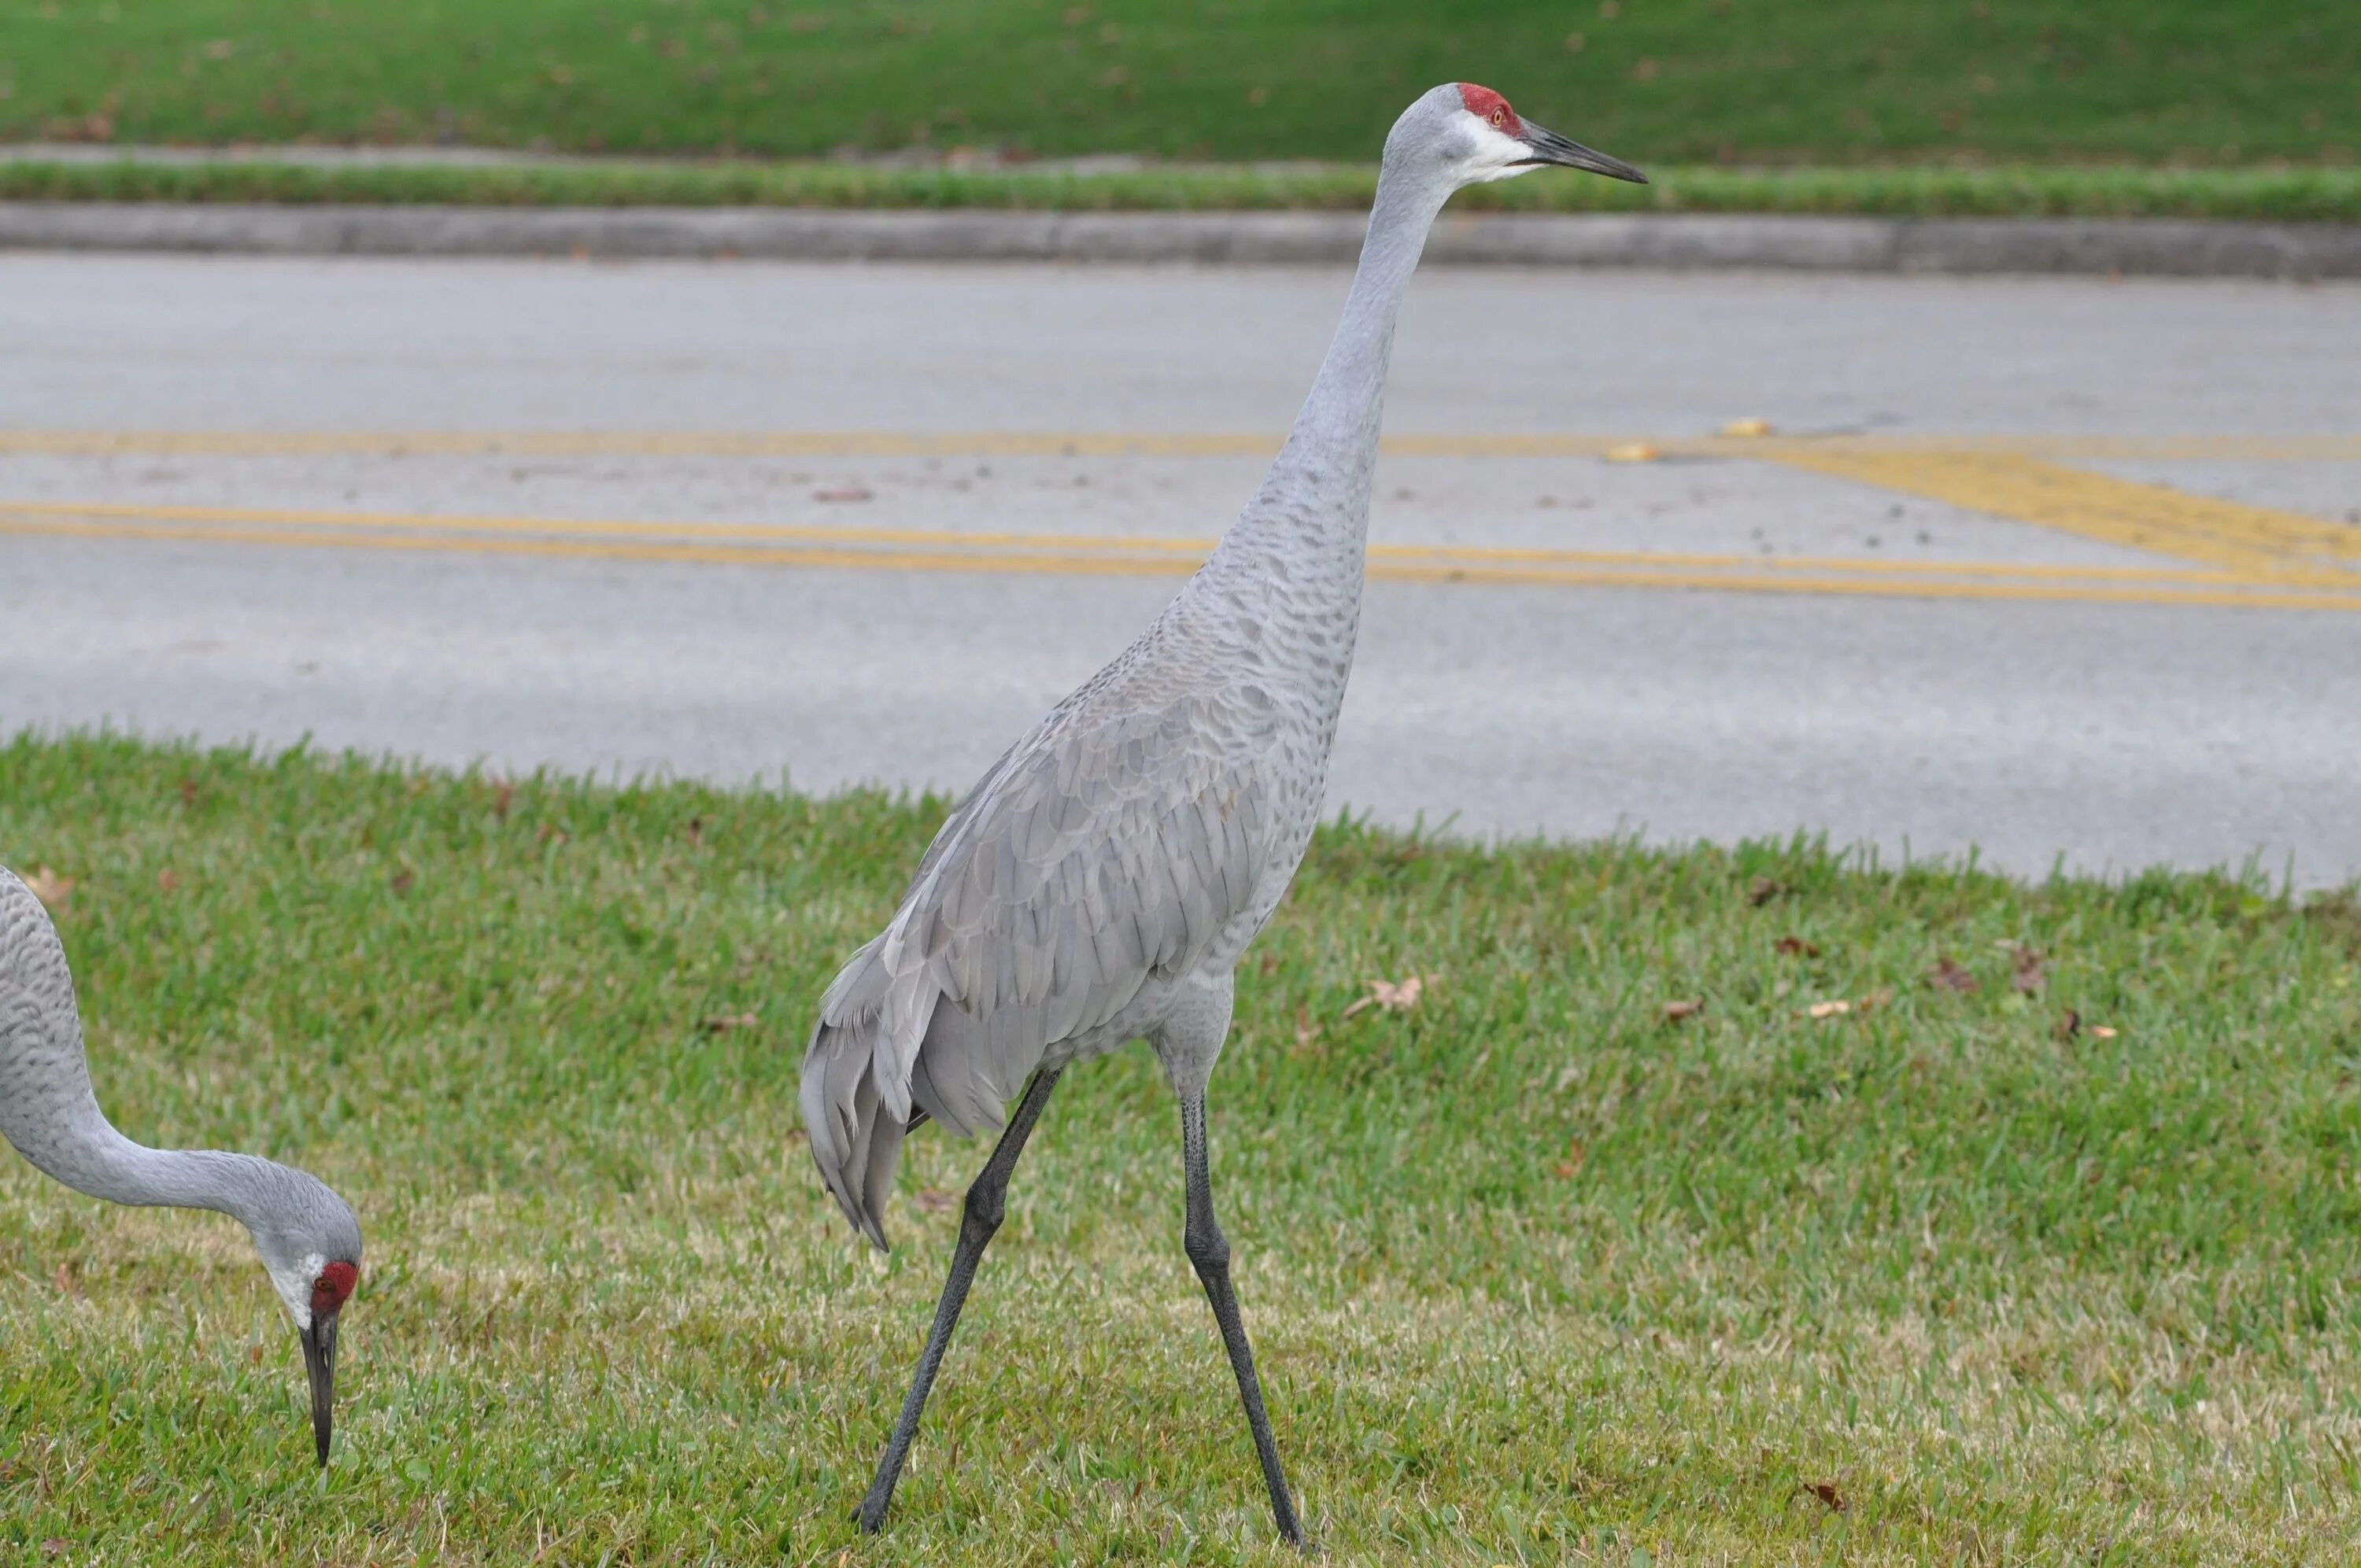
(798, 682, 1280, 1249)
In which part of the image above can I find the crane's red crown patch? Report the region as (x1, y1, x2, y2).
(1456, 84, 1521, 135)
(311, 1260, 359, 1318)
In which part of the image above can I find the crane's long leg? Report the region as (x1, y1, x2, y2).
(1180, 1087, 1306, 1547)
(856, 1065, 1063, 1534)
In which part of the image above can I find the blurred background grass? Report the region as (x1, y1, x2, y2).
(1, 0, 2353, 167)
(7, 156, 2357, 221)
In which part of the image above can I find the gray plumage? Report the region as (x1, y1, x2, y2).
(0, 864, 363, 1464)
(799, 83, 1647, 1542)
(802, 98, 1421, 1247)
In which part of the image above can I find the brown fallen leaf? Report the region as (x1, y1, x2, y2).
(493, 780, 515, 821)
(915, 1187, 956, 1215)
(1602, 441, 1661, 463)
(1662, 998, 1705, 1021)
(1292, 1005, 1322, 1050)
(1720, 416, 1775, 437)
(179, 778, 201, 806)
(1806, 999, 1850, 1019)
(20, 866, 74, 910)
(2010, 946, 2048, 994)
(1926, 956, 1979, 993)
(685, 815, 706, 847)
(1342, 974, 1431, 1019)
(390, 869, 416, 898)
(2056, 1008, 2082, 1040)
(701, 1011, 760, 1034)
(1774, 935, 1820, 957)
(1805, 1481, 1847, 1512)
(156, 868, 180, 893)
(1748, 876, 1788, 907)
(1553, 1138, 1589, 1179)
(814, 485, 873, 503)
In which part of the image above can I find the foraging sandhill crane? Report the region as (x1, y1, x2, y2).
(0, 865, 363, 1465)
(802, 83, 1646, 1543)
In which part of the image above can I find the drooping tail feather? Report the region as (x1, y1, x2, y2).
(800, 1014, 905, 1253)
(800, 932, 1034, 1251)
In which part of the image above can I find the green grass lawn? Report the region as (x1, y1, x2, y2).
(1, 0, 2353, 168)
(9, 155, 2361, 223)
(2, 732, 2359, 1564)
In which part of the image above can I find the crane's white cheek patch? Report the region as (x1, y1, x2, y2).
(1462, 120, 1541, 183)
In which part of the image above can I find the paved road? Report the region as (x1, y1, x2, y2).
(2, 255, 2357, 884)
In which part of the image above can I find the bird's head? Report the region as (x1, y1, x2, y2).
(246, 1170, 364, 1467)
(1389, 82, 1648, 190)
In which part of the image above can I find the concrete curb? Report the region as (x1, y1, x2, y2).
(2, 203, 2355, 278)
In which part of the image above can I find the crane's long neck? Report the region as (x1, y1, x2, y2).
(1222, 168, 1451, 565)
(0, 884, 272, 1223)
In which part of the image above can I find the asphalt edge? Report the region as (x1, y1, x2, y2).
(2, 204, 2355, 278)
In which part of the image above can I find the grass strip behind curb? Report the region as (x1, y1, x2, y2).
(4, 158, 2359, 224)
(2, 0, 2353, 168)
(0, 732, 2357, 1562)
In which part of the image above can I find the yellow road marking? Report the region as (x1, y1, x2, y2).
(1768, 448, 2361, 578)
(0, 496, 1221, 559)
(1910, 434, 2361, 462)
(0, 496, 2318, 588)
(5, 429, 2359, 461)
(8, 507, 2361, 613)
(0, 430, 1283, 459)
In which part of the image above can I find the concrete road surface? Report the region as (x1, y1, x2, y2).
(2, 254, 2357, 885)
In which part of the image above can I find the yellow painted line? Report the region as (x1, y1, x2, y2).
(0, 496, 2314, 589)
(9, 513, 2361, 613)
(0, 515, 1203, 580)
(0, 430, 1285, 459)
(1768, 448, 2361, 577)
(1376, 543, 2249, 585)
(0, 497, 1217, 559)
(5, 430, 2359, 461)
(1394, 433, 2361, 462)
(1856, 434, 2361, 462)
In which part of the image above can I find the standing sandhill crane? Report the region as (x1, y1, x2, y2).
(0, 865, 363, 1466)
(803, 83, 1646, 1543)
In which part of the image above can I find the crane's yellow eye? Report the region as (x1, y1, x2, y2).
(1490, 107, 1506, 128)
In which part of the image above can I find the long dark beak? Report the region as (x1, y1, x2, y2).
(301, 1312, 340, 1467)
(1517, 122, 1650, 184)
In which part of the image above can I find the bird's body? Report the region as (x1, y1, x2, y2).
(0, 865, 362, 1464)
(804, 402, 1372, 1241)
(800, 82, 1646, 1544)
